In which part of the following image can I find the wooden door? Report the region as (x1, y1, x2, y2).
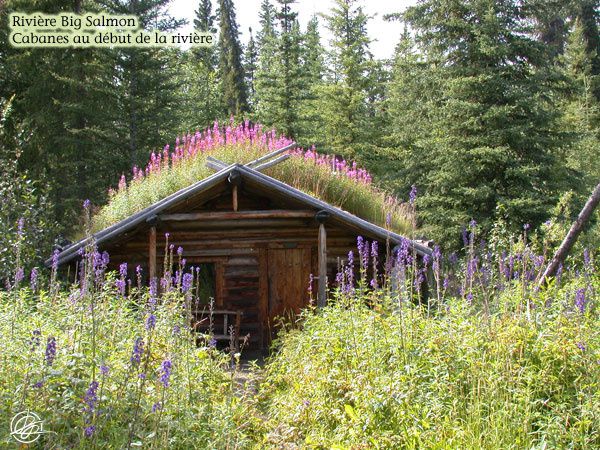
(266, 248, 312, 338)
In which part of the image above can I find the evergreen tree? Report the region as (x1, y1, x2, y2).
(217, 0, 248, 115)
(571, 0, 600, 101)
(399, 0, 571, 246)
(299, 15, 326, 145)
(253, 0, 278, 125)
(561, 15, 600, 187)
(245, 27, 258, 106)
(105, 0, 184, 167)
(320, 0, 373, 157)
(254, 0, 306, 139)
(193, 0, 217, 70)
(1, 0, 124, 226)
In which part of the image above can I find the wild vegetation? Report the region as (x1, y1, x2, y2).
(1, 212, 598, 448)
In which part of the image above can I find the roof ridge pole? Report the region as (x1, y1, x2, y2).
(245, 142, 296, 168)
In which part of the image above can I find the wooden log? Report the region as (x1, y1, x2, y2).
(318, 223, 327, 307)
(258, 248, 268, 349)
(206, 160, 227, 172)
(148, 226, 157, 280)
(539, 181, 600, 287)
(245, 142, 296, 168)
(232, 185, 238, 212)
(159, 210, 315, 221)
(253, 154, 291, 172)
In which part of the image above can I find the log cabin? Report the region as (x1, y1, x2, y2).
(46, 152, 431, 350)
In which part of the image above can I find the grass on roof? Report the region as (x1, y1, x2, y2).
(91, 122, 413, 236)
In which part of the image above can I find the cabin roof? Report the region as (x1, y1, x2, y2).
(46, 163, 431, 267)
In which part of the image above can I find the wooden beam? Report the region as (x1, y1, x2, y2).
(207, 155, 228, 167)
(253, 154, 291, 172)
(148, 226, 157, 280)
(258, 248, 268, 349)
(159, 210, 315, 221)
(245, 142, 296, 168)
(317, 223, 327, 307)
(232, 185, 238, 211)
(206, 160, 226, 172)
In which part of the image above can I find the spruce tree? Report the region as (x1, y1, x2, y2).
(561, 16, 600, 187)
(105, 0, 184, 167)
(400, 0, 571, 246)
(193, 0, 217, 70)
(320, 0, 372, 157)
(217, 0, 248, 115)
(1, 0, 124, 225)
(299, 15, 326, 145)
(245, 27, 258, 106)
(254, 0, 306, 139)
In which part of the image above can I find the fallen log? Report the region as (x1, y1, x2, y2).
(538, 182, 600, 287)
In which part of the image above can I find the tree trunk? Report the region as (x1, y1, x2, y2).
(539, 182, 600, 287)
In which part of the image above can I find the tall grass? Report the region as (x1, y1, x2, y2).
(0, 239, 255, 448)
(257, 225, 599, 449)
(92, 121, 412, 235)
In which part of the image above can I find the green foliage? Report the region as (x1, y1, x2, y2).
(319, 0, 376, 157)
(257, 236, 600, 448)
(253, 0, 310, 141)
(387, 0, 574, 248)
(259, 292, 599, 448)
(1, 221, 598, 448)
(217, 0, 248, 115)
(0, 279, 254, 448)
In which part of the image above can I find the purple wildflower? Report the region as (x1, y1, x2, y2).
(83, 381, 99, 415)
(51, 249, 59, 273)
(577, 341, 586, 352)
(208, 337, 217, 348)
(15, 267, 24, 285)
(523, 223, 530, 231)
(83, 199, 91, 210)
(84, 426, 95, 438)
(345, 251, 355, 290)
(152, 402, 163, 413)
(131, 337, 144, 366)
(182, 273, 193, 293)
(159, 359, 172, 387)
(100, 365, 109, 376)
(30, 268, 38, 291)
(177, 246, 184, 257)
(45, 337, 57, 366)
(30, 329, 41, 351)
(308, 273, 313, 295)
(173, 325, 181, 336)
(574, 289, 586, 314)
(409, 185, 417, 205)
(17, 217, 25, 236)
(583, 249, 591, 268)
(119, 262, 127, 278)
(145, 313, 156, 331)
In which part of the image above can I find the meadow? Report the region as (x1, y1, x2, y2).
(0, 217, 598, 449)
